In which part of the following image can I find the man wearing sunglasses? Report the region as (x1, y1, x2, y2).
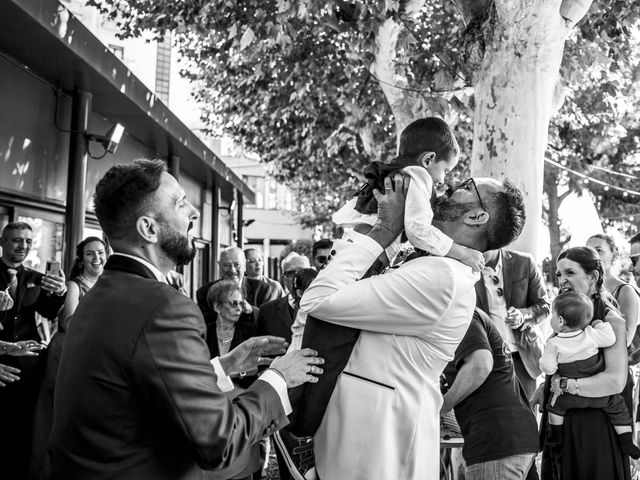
(283, 174, 526, 480)
(312, 239, 333, 271)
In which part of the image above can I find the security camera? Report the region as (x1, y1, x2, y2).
(103, 123, 125, 154)
(86, 122, 125, 157)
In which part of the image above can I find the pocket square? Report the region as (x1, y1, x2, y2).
(26, 283, 37, 288)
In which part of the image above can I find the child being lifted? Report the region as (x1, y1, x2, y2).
(275, 117, 485, 480)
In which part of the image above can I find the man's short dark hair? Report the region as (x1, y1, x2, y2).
(553, 292, 593, 329)
(484, 179, 526, 251)
(398, 117, 460, 163)
(312, 239, 333, 258)
(2, 221, 32, 237)
(630, 232, 640, 245)
(94, 159, 167, 241)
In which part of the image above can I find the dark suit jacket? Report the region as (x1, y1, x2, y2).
(475, 249, 550, 378)
(49, 255, 287, 480)
(257, 296, 295, 344)
(0, 261, 65, 372)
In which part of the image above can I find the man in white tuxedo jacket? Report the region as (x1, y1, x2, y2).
(300, 175, 526, 480)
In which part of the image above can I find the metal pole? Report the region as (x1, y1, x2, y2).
(63, 90, 91, 274)
(211, 177, 220, 280)
(236, 194, 244, 248)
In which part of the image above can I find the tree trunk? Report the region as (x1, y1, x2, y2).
(469, 0, 588, 258)
(545, 168, 565, 285)
(371, 0, 426, 143)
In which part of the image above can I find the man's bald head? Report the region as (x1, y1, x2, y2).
(218, 247, 246, 284)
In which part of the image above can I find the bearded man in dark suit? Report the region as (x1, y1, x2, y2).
(0, 221, 66, 479)
(49, 159, 323, 480)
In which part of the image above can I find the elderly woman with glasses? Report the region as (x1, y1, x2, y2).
(207, 280, 257, 358)
(205, 280, 264, 480)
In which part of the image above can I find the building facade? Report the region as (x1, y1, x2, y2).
(0, 0, 252, 297)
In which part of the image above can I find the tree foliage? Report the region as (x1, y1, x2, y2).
(545, 0, 640, 242)
(86, 0, 475, 231)
(87, 0, 640, 247)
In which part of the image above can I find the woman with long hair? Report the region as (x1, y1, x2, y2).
(587, 234, 640, 348)
(535, 246, 631, 479)
(57, 236, 108, 330)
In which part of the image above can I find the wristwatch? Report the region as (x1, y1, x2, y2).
(559, 377, 569, 393)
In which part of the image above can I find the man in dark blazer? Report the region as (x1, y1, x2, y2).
(0, 221, 66, 480)
(475, 248, 550, 400)
(257, 254, 311, 343)
(49, 160, 323, 480)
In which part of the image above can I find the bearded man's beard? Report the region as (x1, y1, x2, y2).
(158, 222, 196, 266)
(432, 196, 472, 222)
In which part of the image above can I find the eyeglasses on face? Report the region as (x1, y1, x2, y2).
(282, 269, 298, 278)
(444, 178, 486, 212)
(315, 255, 328, 265)
(223, 300, 242, 308)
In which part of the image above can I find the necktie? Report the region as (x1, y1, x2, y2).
(6, 268, 18, 301)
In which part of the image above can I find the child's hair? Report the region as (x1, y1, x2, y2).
(553, 292, 594, 329)
(398, 117, 460, 163)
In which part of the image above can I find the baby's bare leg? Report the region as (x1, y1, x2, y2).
(548, 412, 565, 426)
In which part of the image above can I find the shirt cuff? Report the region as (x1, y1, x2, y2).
(341, 229, 384, 257)
(210, 357, 234, 393)
(258, 369, 292, 415)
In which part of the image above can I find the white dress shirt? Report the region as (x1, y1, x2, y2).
(481, 253, 518, 352)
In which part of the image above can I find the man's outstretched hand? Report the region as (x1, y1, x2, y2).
(219, 336, 288, 377)
(270, 348, 325, 388)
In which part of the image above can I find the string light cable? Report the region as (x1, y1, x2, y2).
(544, 157, 640, 198)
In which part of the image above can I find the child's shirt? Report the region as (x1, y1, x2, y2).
(539, 321, 616, 375)
(332, 165, 453, 257)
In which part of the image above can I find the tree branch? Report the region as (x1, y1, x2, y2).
(454, 0, 493, 24)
